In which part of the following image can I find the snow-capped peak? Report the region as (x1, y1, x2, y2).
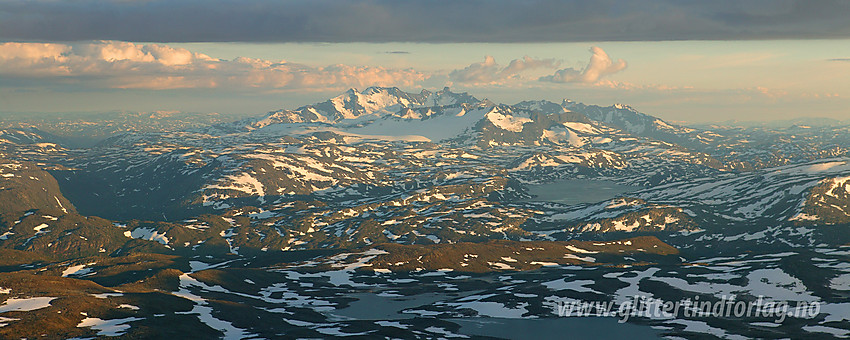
(247, 87, 483, 130)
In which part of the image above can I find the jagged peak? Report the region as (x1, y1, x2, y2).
(477, 98, 496, 107)
(613, 103, 636, 111)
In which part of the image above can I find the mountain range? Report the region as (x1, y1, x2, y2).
(1, 87, 850, 339)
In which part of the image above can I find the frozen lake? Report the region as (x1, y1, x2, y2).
(524, 179, 644, 205)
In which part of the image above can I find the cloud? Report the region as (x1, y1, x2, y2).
(0, 41, 427, 90)
(540, 46, 626, 83)
(748, 86, 839, 100)
(449, 56, 500, 84)
(449, 55, 558, 84)
(2, 0, 849, 43)
(591, 80, 693, 92)
(0, 41, 631, 92)
(753, 86, 788, 99)
(502, 56, 561, 77)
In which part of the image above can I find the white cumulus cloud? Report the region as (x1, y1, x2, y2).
(0, 41, 427, 90)
(540, 46, 627, 83)
(449, 55, 559, 85)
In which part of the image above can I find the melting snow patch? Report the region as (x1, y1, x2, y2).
(77, 317, 142, 336)
(564, 245, 598, 254)
(0, 316, 19, 327)
(33, 223, 49, 233)
(451, 301, 529, 318)
(829, 273, 850, 291)
(376, 320, 408, 329)
(92, 293, 123, 299)
(0, 297, 56, 313)
(189, 260, 234, 273)
(174, 273, 257, 339)
(563, 254, 596, 262)
(53, 196, 68, 213)
(249, 209, 276, 219)
(124, 227, 169, 245)
(488, 262, 515, 270)
(543, 279, 597, 292)
(805, 161, 849, 173)
(205, 173, 266, 204)
(749, 322, 781, 328)
(62, 263, 96, 277)
(790, 213, 819, 221)
(803, 325, 850, 338)
(744, 268, 814, 302)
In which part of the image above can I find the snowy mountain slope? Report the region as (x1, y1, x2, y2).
(0, 128, 53, 146)
(566, 101, 718, 147)
(521, 158, 850, 247)
(253, 101, 496, 143)
(246, 87, 480, 129)
(636, 158, 850, 223)
(791, 174, 850, 225)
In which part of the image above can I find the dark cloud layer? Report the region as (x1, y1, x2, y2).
(1, 0, 850, 43)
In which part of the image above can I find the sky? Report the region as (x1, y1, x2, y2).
(2, 0, 850, 124)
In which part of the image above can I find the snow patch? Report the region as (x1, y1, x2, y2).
(77, 317, 142, 337)
(0, 297, 56, 313)
(123, 227, 169, 245)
